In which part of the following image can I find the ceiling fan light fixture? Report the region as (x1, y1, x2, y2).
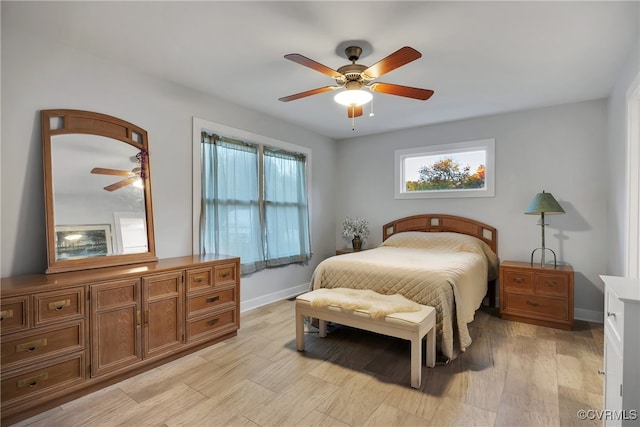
(334, 89, 373, 107)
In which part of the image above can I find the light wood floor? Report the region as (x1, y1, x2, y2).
(13, 300, 604, 427)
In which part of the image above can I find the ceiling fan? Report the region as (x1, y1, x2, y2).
(90, 151, 146, 192)
(279, 45, 434, 120)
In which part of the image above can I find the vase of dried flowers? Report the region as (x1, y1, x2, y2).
(342, 217, 369, 252)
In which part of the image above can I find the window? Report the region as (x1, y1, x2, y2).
(195, 122, 311, 275)
(394, 138, 495, 199)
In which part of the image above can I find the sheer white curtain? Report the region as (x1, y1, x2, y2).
(200, 133, 265, 274)
(263, 148, 311, 266)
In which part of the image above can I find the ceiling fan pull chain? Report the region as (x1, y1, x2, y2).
(370, 98, 375, 117)
(351, 105, 355, 131)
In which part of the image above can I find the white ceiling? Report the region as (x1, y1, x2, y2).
(5, 1, 639, 139)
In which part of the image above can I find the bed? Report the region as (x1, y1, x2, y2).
(310, 214, 499, 361)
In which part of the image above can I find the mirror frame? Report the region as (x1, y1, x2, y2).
(42, 109, 157, 274)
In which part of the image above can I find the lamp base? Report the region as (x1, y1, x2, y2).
(530, 247, 558, 268)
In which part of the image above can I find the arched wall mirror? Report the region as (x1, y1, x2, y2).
(42, 109, 157, 274)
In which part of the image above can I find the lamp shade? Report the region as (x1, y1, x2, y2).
(524, 190, 565, 215)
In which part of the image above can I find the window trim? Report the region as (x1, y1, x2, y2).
(192, 117, 312, 255)
(394, 138, 495, 199)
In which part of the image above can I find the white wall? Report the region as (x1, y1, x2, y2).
(1, 25, 338, 309)
(607, 47, 640, 276)
(335, 100, 608, 321)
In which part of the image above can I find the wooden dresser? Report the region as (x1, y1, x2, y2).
(0, 254, 240, 426)
(499, 260, 574, 330)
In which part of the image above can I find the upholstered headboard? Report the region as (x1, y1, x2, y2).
(382, 214, 498, 255)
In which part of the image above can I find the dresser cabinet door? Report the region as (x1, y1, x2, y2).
(142, 271, 184, 359)
(90, 278, 142, 377)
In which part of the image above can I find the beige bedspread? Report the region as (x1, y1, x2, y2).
(310, 232, 498, 360)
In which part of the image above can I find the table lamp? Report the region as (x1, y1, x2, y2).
(525, 190, 565, 268)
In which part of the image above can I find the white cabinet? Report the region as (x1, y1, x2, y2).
(600, 276, 640, 427)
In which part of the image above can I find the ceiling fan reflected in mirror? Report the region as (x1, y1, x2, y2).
(90, 150, 146, 192)
(279, 45, 435, 128)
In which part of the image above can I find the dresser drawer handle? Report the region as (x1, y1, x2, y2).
(48, 299, 71, 311)
(219, 272, 230, 279)
(545, 281, 557, 287)
(206, 318, 220, 326)
(526, 300, 540, 307)
(206, 296, 220, 304)
(194, 277, 206, 283)
(0, 309, 14, 320)
(607, 311, 616, 318)
(17, 338, 48, 353)
(512, 277, 524, 283)
(17, 372, 48, 389)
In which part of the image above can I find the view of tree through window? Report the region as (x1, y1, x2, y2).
(405, 151, 486, 191)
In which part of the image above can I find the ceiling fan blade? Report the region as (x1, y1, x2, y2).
(279, 86, 339, 102)
(284, 54, 343, 79)
(347, 105, 363, 118)
(370, 82, 434, 100)
(91, 167, 133, 176)
(104, 177, 138, 192)
(362, 47, 422, 80)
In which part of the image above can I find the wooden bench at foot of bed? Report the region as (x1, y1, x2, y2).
(295, 289, 436, 388)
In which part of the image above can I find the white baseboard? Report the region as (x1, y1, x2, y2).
(574, 308, 604, 323)
(240, 282, 310, 312)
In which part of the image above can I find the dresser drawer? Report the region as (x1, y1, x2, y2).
(605, 288, 624, 343)
(33, 287, 84, 327)
(502, 269, 535, 293)
(186, 267, 213, 292)
(535, 273, 569, 297)
(1, 296, 30, 335)
(213, 263, 236, 286)
(1, 320, 85, 370)
(503, 292, 569, 321)
(186, 288, 235, 317)
(1, 352, 86, 405)
(185, 308, 237, 344)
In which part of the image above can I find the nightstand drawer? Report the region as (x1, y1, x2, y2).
(503, 292, 569, 321)
(535, 273, 569, 297)
(502, 269, 535, 293)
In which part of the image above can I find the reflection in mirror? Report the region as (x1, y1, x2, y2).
(51, 134, 148, 260)
(42, 109, 157, 274)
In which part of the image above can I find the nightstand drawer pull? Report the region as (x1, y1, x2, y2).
(526, 300, 540, 307)
(48, 299, 70, 311)
(17, 372, 48, 389)
(607, 311, 616, 318)
(194, 277, 206, 283)
(206, 296, 220, 304)
(512, 277, 524, 283)
(219, 272, 230, 279)
(545, 281, 557, 287)
(16, 338, 48, 353)
(206, 318, 220, 326)
(0, 309, 14, 320)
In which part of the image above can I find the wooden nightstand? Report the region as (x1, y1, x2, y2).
(335, 248, 369, 255)
(499, 261, 574, 330)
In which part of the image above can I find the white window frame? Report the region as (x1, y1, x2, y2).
(394, 138, 495, 199)
(191, 117, 312, 255)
